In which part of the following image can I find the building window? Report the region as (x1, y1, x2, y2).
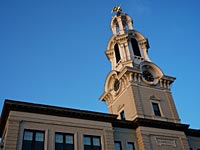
(114, 44, 121, 63)
(152, 102, 161, 116)
(127, 142, 135, 150)
(114, 141, 122, 150)
(84, 135, 101, 150)
(22, 129, 44, 150)
(131, 38, 141, 57)
(55, 133, 74, 150)
(120, 110, 126, 120)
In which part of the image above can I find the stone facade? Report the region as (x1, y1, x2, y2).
(0, 100, 116, 150)
(0, 101, 136, 150)
(0, 100, 200, 150)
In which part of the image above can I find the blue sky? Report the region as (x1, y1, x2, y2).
(0, 0, 200, 129)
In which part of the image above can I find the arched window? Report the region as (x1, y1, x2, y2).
(114, 44, 121, 63)
(131, 38, 141, 57)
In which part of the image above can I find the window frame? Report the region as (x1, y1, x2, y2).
(83, 135, 101, 150)
(22, 129, 45, 150)
(120, 110, 126, 120)
(127, 142, 135, 150)
(152, 102, 162, 116)
(55, 132, 74, 150)
(114, 141, 122, 150)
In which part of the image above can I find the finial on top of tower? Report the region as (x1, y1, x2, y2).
(112, 6, 122, 14)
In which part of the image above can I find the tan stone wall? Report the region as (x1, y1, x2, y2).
(187, 136, 200, 149)
(113, 127, 138, 149)
(136, 85, 180, 123)
(109, 82, 180, 123)
(109, 85, 140, 120)
(136, 127, 151, 150)
(136, 127, 190, 150)
(2, 116, 20, 150)
(2, 110, 114, 150)
(104, 129, 115, 150)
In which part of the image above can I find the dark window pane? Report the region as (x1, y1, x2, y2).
(152, 102, 161, 116)
(93, 137, 100, 146)
(55, 143, 63, 150)
(35, 132, 44, 142)
(65, 134, 73, 144)
(84, 145, 92, 150)
(128, 142, 135, 150)
(34, 141, 44, 150)
(55, 134, 63, 143)
(84, 136, 91, 145)
(131, 38, 141, 57)
(120, 111, 125, 120)
(114, 44, 121, 63)
(24, 131, 33, 141)
(22, 141, 32, 150)
(93, 146, 101, 150)
(114, 141, 122, 150)
(65, 144, 74, 150)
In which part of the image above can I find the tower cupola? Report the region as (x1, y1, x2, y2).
(105, 7, 151, 72)
(110, 8, 133, 35)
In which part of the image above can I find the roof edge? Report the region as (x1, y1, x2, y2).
(0, 99, 117, 137)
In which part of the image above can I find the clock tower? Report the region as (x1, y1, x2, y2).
(100, 8, 180, 124)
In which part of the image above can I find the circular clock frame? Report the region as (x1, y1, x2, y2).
(140, 63, 163, 85)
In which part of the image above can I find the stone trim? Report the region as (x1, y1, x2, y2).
(1, 100, 199, 139)
(185, 129, 200, 137)
(0, 99, 117, 136)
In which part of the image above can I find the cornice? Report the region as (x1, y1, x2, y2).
(185, 128, 200, 137)
(114, 34, 129, 44)
(1, 100, 199, 138)
(0, 99, 117, 137)
(112, 117, 191, 133)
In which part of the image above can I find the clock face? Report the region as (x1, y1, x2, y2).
(142, 70, 154, 82)
(114, 79, 120, 91)
(140, 63, 163, 85)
